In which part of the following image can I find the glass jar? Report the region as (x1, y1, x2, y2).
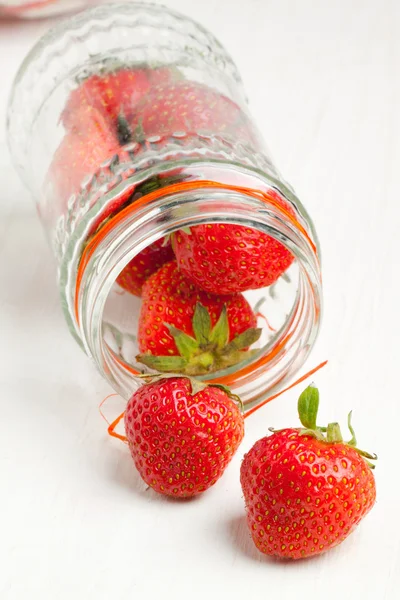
(7, 1, 322, 412)
(0, 0, 94, 18)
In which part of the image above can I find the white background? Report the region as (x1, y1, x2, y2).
(0, 1, 398, 598)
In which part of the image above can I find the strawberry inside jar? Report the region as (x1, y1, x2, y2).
(46, 64, 298, 381)
(9, 2, 321, 408)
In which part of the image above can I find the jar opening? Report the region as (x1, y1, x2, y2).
(74, 178, 322, 411)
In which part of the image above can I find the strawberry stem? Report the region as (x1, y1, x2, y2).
(347, 411, 357, 446)
(244, 360, 328, 419)
(277, 381, 377, 469)
(326, 422, 343, 443)
(137, 302, 261, 376)
(297, 384, 319, 429)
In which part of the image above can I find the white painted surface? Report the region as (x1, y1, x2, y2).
(0, 1, 398, 598)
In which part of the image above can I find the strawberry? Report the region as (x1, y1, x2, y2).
(116, 237, 175, 296)
(0, 0, 57, 15)
(62, 66, 176, 138)
(124, 376, 244, 497)
(172, 223, 295, 295)
(136, 260, 261, 375)
(130, 81, 258, 145)
(240, 385, 377, 560)
(49, 105, 120, 203)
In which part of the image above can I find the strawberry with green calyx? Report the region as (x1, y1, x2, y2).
(136, 261, 261, 375)
(172, 223, 295, 295)
(240, 385, 377, 560)
(104, 363, 327, 498)
(124, 375, 245, 497)
(137, 301, 261, 375)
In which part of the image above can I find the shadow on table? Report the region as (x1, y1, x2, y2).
(101, 438, 203, 505)
(227, 514, 269, 563)
(226, 514, 329, 565)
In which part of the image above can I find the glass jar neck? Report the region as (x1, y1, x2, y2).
(73, 167, 321, 411)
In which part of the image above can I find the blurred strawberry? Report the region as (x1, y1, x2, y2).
(49, 105, 120, 203)
(130, 81, 258, 145)
(62, 67, 177, 141)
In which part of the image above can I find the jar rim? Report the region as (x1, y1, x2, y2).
(74, 176, 322, 410)
(75, 179, 318, 324)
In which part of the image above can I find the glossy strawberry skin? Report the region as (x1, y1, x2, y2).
(124, 377, 244, 497)
(130, 81, 258, 145)
(173, 223, 295, 294)
(138, 260, 257, 355)
(116, 238, 175, 296)
(240, 428, 376, 560)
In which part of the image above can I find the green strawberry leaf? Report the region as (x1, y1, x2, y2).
(136, 354, 187, 372)
(166, 324, 199, 360)
(223, 327, 262, 353)
(347, 411, 357, 446)
(297, 384, 319, 430)
(192, 303, 212, 345)
(223, 348, 259, 368)
(326, 422, 343, 443)
(209, 306, 229, 349)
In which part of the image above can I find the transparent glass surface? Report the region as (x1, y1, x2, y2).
(7, 2, 322, 408)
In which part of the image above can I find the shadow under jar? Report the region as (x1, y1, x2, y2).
(7, 1, 322, 412)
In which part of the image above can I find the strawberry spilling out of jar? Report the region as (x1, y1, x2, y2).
(241, 385, 377, 559)
(136, 260, 261, 375)
(124, 376, 245, 497)
(105, 372, 376, 562)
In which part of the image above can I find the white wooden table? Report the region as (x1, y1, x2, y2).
(1, 1, 398, 598)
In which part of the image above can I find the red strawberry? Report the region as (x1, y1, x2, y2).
(63, 67, 176, 134)
(0, 0, 57, 15)
(124, 376, 244, 497)
(172, 223, 295, 294)
(49, 106, 120, 203)
(136, 260, 261, 375)
(116, 238, 175, 296)
(131, 81, 258, 145)
(240, 385, 377, 560)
